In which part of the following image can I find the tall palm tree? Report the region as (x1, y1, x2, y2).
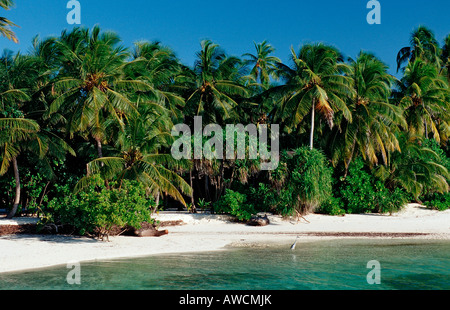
(0, 118, 40, 218)
(396, 26, 441, 72)
(0, 52, 75, 218)
(48, 26, 149, 160)
(173, 41, 250, 210)
(0, 0, 18, 43)
(126, 41, 185, 121)
(441, 34, 450, 82)
(181, 40, 249, 125)
(0, 52, 38, 218)
(243, 40, 281, 90)
(393, 59, 449, 143)
(75, 106, 192, 207)
(273, 43, 353, 149)
(328, 52, 406, 174)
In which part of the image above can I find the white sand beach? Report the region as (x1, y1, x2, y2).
(0, 203, 449, 274)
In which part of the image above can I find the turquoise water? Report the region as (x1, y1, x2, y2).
(0, 239, 449, 290)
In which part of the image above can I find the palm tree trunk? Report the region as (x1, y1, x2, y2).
(7, 157, 21, 219)
(423, 102, 428, 138)
(309, 102, 315, 150)
(344, 137, 357, 178)
(95, 138, 104, 159)
(204, 174, 210, 200)
(189, 170, 196, 212)
(95, 137, 110, 189)
(155, 192, 160, 209)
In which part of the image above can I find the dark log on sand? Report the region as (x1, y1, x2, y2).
(133, 223, 169, 237)
(247, 215, 270, 226)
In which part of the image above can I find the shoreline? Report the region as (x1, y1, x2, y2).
(0, 203, 449, 274)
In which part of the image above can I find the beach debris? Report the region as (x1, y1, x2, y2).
(294, 210, 310, 224)
(0, 224, 37, 236)
(133, 222, 169, 237)
(159, 220, 185, 227)
(247, 214, 270, 226)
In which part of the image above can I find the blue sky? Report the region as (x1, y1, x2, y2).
(1, 0, 449, 77)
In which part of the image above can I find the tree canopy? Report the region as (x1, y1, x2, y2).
(1, 24, 449, 223)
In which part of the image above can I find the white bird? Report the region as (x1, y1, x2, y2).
(290, 236, 299, 250)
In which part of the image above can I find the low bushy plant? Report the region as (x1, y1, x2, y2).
(42, 175, 155, 239)
(339, 158, 408, 214)
(213, 189, 256, 221)
(375, 186, 409, 215)
(286, 147, 333, 214)
(424, 192, 450, 211)
(318, 196, 346, 216)
(247, 183, 293, 217)
(244, 147, 334, 217)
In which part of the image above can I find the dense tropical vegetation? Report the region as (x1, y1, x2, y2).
(0, 2, 449, 237)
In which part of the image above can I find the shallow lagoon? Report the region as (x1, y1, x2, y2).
(0, 239, 449, 290)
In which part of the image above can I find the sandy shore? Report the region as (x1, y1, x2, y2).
(0, 203, 449, 274)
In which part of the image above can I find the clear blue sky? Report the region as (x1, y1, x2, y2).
(1, 0, 449, 77)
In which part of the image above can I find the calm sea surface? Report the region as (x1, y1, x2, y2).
(0, 239, 449, 290)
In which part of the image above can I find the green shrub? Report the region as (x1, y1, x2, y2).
(318, 196, 346, 216)
(286, 147, 333, 214)
(197, 198, 211, 211)
(340, 159, 378, 214)
(248, 183, 293, 217)
(339, 158, 408, 214)
(375, 186, 409, 215)
(424, 192, 450, 211)
(43, 176, 155, 239)
(213, 189, 256, 221)
(244, 147, 333, 217)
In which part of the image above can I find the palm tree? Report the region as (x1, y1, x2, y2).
(0, 0, 18, 43)
(273, 43, 353, 149)
(75, 106, 192, 207)
(378, 133, 449, 201)
(243, 40, 281, 90)
(0, 118, 41, 218)
(396, 26, 441, 72)
(0, 51, 37, 218)
(172, 41, 250, 209)
(393, 59, 449, 143)
(182, 40, 249, 125)
(0, 52, 75, 218)
(328, 52, 406, 174)
(48, 26, 149, 160)
(126, 41, 185, 121)
(441, 34, 450, 82)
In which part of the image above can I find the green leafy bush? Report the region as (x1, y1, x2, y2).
(424, 192, 450, 211)
(244, 147, 333, 216)
(339, 158, 408, 214)
(340, 159, 379, 214)
(197, 198, 211, 211)
(43, 176, 155, 239)
(213, 189, 256, 221)
(247, 183, 293, 217)
(285, 147, 333, 214)
(318, 196, 346, 216)
(375, 186, 409, 215)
